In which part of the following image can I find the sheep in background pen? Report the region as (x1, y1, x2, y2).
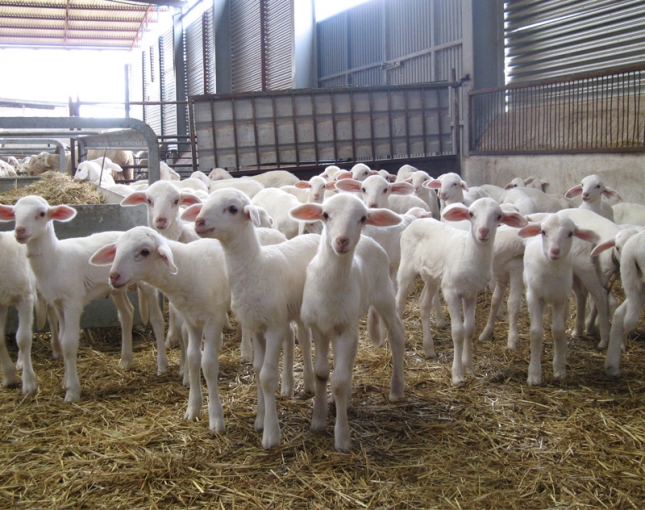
(565, 174, 621, 221)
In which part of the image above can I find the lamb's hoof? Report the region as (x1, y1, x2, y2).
(119, 358, 132, 371)
(209, 422, 226, 436)
(605, 365, 621, 377)
(22, 381, 38, 396)
(64, 389, 81, 402)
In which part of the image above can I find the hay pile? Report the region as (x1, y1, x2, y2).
(0, 171, 106, 205)
(0, 281, 644, 508)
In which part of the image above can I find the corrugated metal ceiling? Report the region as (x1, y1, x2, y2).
(0, 0, 183, 50)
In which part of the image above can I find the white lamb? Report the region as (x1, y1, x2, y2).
(73, 161, 116, 187)
(612, 202, 645, 226)
(424, 172, 489, 209)
(565, 174, 621, 221)
(402, 170, 440, 219)
(0, 232, 39, 395)
(251, 187, 302, 239)
(320, 165, 342, 182)
(251, 170, 299, 188)
(396, 198, 527, 384)
(209, 176, 264, 198)
(395, 164, 418, 182)
(519, 212, 599, 385)
(600, 230, 645, 377)
(336, 174, 430, 215)
(502, 187, 562, 215)
(289, 193, 406, 452)
(90, 227, 231, 434)
(181, 188, 318, 449)
(189, 171, 211, 188)
(505, 175, 549, 192)
(0, 196, 166, 402)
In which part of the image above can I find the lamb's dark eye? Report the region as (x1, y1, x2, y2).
(568, 232, 573, 237)
(361, 188, 366, 193)
(173, 199, 179, 205)
(228, 205, 238, 214)
(141, 249, 150, 257)
(541, 230, 546, 236)
(323, 212, 329, 220)
(596, 185, 601, 189)
(39, 211, 46, 217)
(382, 188, 388, 194)
(147, 199, 152, 205)
(497, 215, 502, 221)
(360, 216, 367, 223)
(469, 212, 474, 218)
(616, 246, 621, 252)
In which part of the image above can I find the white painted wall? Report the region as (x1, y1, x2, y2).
(463, 154, 645, 204)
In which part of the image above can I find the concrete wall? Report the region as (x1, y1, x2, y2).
(463, 153, 645, 203)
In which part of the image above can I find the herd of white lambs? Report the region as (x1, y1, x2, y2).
(2, 159, 645, 453)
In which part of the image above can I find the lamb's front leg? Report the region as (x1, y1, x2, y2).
(461, 295, 477, 376)
(202, 317, 225, 434)
(330, 330, 359, 452)
(445, 292, 465, 385)
(294, 320, 315, 395)
(419, 281, 439, 359)
(259, 326, 287, 449)
(280, 324, 295, 398)
(139, 284, 168, 375)
(605, 293, 645, 376)
(184, 323, 203, 422)
(479, 279, 507, 342)
(506, 269, 524, 350)
(570, 277, 586, 338)
(310, 327, 330, 434)
(0, 307, 18, 389)
(551, 298, 569, 380)
(112, 290, 134, 371)
(527, 294, 545, 386)
(15, 297, 37, 395)
(252, 331, 266, 432)
(61, 306, 83, 402)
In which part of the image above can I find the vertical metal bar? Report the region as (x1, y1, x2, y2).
(210, 99, 219, 168)
(330, 92, 338, 163)
(259, 0, 268, 91)
(271, 95, 281, 166)
(436, 88, 443, 154)
(345, 10, 350, 86)
(420, 87, 428, 155)
(368, 90, 376, 160)
(386, 89, 394, 158)
(188, 98, 198, 173)
(291, 94, 301, 166)
(231, 98, 240, 170)
(311, 93, 320, 164)
(452, 69, 460, 166)
(404, 89, 411, 157)
(609, 73, 614, 147)
(634, 70, 642, 146)
(251, 97, 261, 170)
(350, 90, 357, 162)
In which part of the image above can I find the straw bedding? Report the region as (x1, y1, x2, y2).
(0, 172, 106, 206)
(1, 276, 643, 509)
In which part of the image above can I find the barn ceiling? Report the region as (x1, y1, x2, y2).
(0, 0, 185, 50)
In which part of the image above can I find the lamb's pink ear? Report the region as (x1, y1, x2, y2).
(501, 211, 529, 228)
(243, 204, 261, 227)
(441, 203, 469, 222)
(325, 181, 337, 190)
(157, 244, 178, 275)
(385, 173, 397, 182)
(294, 181, 312, 190)
(366, 208, 402, 227)
(459, 180, 469, 192)
(565, 184, 582, 199)
(180, 203, 203, 222)
(290, 203, 323, 222)
(179, 191, 202, 207)
(390, 181, 414, 196)
(590, 237, 615, 257)
(602, 187, 621, 202)
(423, 179, 441, 190)
(524, 176, 535, 185)
(0, 204, 15, 221)
(120, 191, 147, 206)
(335, 171, 352, 180)
(48, 205, 77, 222)
(335, 178, 362, 193)
(90, 243, 117, 266)
(517, 223, 543, 238)
(369, 170, 380, 176)
(574, 226, 600, 244)
(504, 183, 515, 190)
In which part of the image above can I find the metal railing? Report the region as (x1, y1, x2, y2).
(469, 64, 645, 155)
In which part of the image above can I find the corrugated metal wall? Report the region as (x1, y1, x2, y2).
(230, 0, 295, 92)
(160, 28, 177, 139)
(185, 17, 205, 95)
(506, 0, 645, 83)
(143, 44, 162, 135)
(317, 0, 463, 87)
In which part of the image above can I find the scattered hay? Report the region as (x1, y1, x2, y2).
(0, 281, 644, 508)
(0, 171, 106, 206)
